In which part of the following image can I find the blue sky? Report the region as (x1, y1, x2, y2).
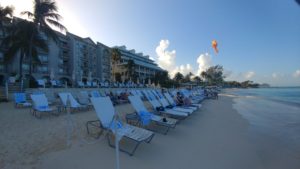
(2, 0, 300, 86)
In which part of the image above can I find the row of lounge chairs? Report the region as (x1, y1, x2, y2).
(13, 88, 208, 155)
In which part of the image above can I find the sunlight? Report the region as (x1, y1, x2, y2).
(1, 0, 89, 37)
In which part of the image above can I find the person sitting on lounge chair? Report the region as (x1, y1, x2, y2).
(174, 92, 184, 106)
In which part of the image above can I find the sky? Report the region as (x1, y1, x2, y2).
(1, 0, 300, 86)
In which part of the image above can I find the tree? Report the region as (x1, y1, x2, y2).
(21, 0, 66, 75)
(115, 72, 121, 83)
(111, 48, 121, 82)
(173, 72, 184, 83)
(192, 76, 202, 85)
(126, 59, 136, 81)
(183, 72, 193, 83)
(2, 20, 48, 80)
(0, 5, 14, 37)
(201, 65, 224, 85)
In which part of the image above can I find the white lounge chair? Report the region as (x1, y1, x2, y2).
(87, 97, 155, 156)
(14, 93, 32, 108)
(37, 79, 46, 88)
(151, 90, 195, 115)
(30, 93, 56, 118)
(77, 81, 84, 88)
(164, 92, 201, 109)
(58, 92, 88, 112)
(128, 96, 177, 134)
(143, 90, 188, 119)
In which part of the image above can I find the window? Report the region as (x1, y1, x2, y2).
(37, 66, 48, 73)
(38, 54, 48, 62)
(0, 64, 4, 71)
(22, 64, 29, 71)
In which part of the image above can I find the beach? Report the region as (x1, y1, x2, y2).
(1, 92, 299, 169)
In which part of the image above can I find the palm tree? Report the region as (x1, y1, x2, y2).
(173, 72, 184, 83)
(111, 48, 121, 82)
(126, 59, 136, 81)
(21, 0, 66, 75)
(0, 5, 14, 37)
(2, 20, 48, 80)
(193, 76, 202, 85)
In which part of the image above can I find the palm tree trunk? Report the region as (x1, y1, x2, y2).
(19, 51, 24, 80)
(28, 34, 34, 76)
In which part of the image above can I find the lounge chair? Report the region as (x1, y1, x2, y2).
(77, 81, 84, 88)
(164, 92, 201, 109)
(86, 97, 155, 156)
(151, 90, 195, 115)
(128, 96, 177, 134)
(30, 93, 57, 118)
(14, 93, 32, 108)
(37, 79, 46, 88)
(143, 90, 188, 119)
(77, 91, 92, 108)
(90, 90, 101, 98)
(58, 92, 88, 112)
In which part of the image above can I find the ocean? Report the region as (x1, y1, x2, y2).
(225, 87, 300, 167)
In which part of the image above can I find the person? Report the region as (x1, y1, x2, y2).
(174, 92, 184, 106)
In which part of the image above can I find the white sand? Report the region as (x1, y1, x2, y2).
(0, 95, 298, 169)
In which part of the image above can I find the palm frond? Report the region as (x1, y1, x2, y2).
(46, 18, 66, 31)
(44, 12, 62, 21)
(21, 11, 34, 17)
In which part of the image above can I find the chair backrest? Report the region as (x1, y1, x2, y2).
(92, 82, 97, 87)
(77, 81, 84, 87)
(143, 90, 162, 108)
(58, 92, 81, 107)
(79, 91, 89, 99)
(128, 96, 148, 113)
(86, 81, 92, 87)
(91, 97, 114, 128)
(37, 79, 45, 87)
(14, 93, 26, 103)
(31, 93, 49, 108)
(90, 90, 101, 97)
(51, 80, 57, 86)
(164, 93, 176, 105)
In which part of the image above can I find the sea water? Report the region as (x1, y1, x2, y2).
(226, 88, 300, 167)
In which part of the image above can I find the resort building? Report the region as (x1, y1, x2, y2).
(0, 17, 164, 86)
(114, 46, 164, 83)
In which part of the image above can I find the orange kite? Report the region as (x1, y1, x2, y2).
(212, 40, 219, 54)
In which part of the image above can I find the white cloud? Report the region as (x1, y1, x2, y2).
(156, 40, 176, 74)
(293, 69, 300, 78)
(156, 39, 194, 77)
(223, 69, 233, 78)
(171, 64, 194, 77)
(244, 71, 255, 79)
(272, 73, 278, 79)
(196, 53, 212, 75)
